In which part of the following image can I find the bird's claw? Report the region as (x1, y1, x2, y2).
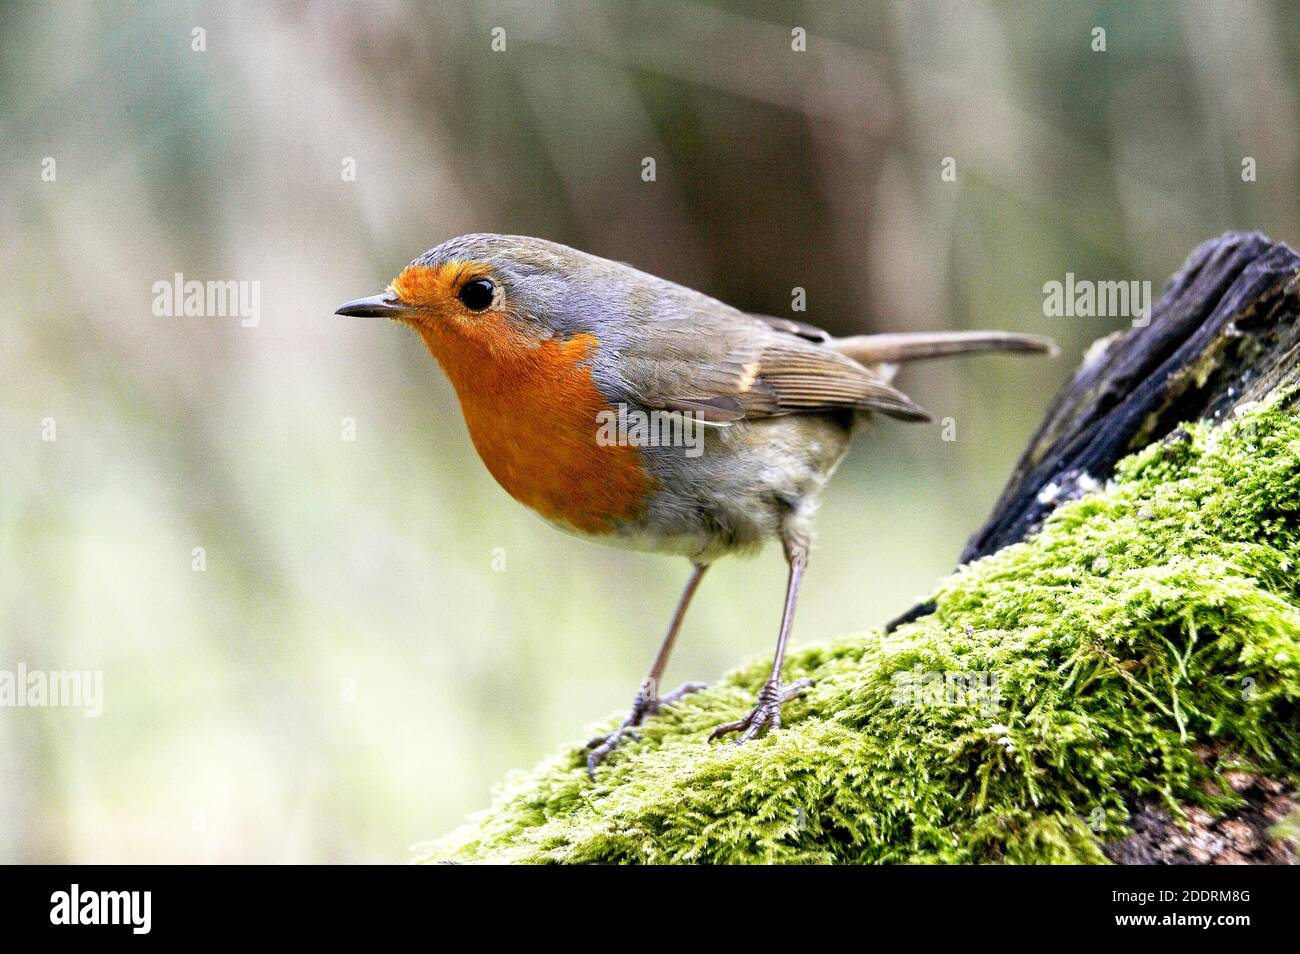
(586, 680, 708, 778)
(708, 677, 813, 744)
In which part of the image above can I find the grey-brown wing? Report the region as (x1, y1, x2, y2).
(612, 312, 928, 423)
(754, 343, 928, 421)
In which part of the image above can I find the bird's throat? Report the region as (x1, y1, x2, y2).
(415, 320, 657, 535)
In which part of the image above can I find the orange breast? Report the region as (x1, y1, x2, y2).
(416, 318, 657, 535)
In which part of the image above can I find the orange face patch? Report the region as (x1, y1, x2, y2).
(391, 264, 657, 534)
(390, 262, 492, 314)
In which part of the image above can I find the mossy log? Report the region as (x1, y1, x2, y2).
(421, 233, 1300, 865)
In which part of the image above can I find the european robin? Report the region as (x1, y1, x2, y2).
(337, 234, 1055, 776)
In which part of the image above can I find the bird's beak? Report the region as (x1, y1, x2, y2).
(334, 293, 413, 319)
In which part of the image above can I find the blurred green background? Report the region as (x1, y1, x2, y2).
(1, 0, 1296, 862)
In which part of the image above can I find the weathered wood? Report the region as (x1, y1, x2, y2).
(965, 232, 1300, 562)
(1105, 769, 1297, 865)
(888, 232, 1300, 633)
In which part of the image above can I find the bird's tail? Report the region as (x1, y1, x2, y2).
(833, 331, 1057, 365)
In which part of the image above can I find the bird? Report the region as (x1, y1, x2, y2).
(336, 234, 1056, 777)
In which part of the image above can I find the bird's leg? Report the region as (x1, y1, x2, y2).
(586, 563, 710, 776)
(709, 536, 813, 744)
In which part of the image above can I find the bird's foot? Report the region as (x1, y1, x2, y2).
(586, 680, 707, 777)
(708, 677, 813, 744)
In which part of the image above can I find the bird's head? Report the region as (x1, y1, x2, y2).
(334, 235, 660, 534)
(335, 234, 593, 346)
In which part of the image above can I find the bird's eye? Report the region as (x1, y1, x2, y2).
(458, 278, 495, 312)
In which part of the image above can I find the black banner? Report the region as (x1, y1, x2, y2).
(0, 863, 1282, 940)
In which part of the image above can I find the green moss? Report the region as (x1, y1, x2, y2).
(417, 395, 1300, 864)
